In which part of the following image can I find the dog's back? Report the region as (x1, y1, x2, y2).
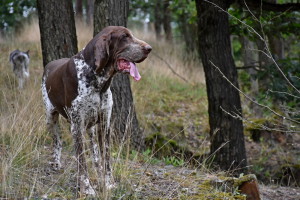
(9, 49, 30, 88)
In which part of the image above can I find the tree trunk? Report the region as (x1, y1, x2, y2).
(94, 0, 144, 150)
(256, 39, 273, 67)
(240, 36, 262, 116)
(178, 14, 197, 53)
(153, 0, 163, 40)
(163, 0, 172, 42)
(76, 0, 83, 22)
(86, 0, 94, 25)
(240, 37, 258, 92)
(264, 0, 283, 61)
(37, 0, 78, 67)
(195, 0, 247, 174)
(268, 35, 285, 60)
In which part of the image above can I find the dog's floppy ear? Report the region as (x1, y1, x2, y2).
(26, 50, 30, 55)
(94, 34, 111, 73)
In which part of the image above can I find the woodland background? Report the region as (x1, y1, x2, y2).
(0, 0, 299, 199)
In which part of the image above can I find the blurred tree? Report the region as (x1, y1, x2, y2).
(130, 0, 197, 50)
(153, 0, 163, 40)
(86, 0, 94, 25)
(37, 0, 78, 67)
(130, 0, 173, 41)
(163, 0, 172, 42)
(75, 0, 95, 25)
(151, 0, 173, 41)
(94, 0, 144, 150)
(75, 0, 83, 22)
(170, 0, 197, 52)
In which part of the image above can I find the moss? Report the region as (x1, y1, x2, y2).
(233, 174, 257, 188)
(245, 118, 269, 131)
(185, 174, 260, 200)
(164, 121, 184, 134)
(194, 179, 246, 200)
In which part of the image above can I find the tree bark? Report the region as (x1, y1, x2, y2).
(76, 0, 83, 22)
(265, 0, 285, 62)
(37, 0, 78, 67)
(86, 0, 94, 25)
(266, 0, 284, 60)
(240, 36, 262, 117)
(178, 14, 198, 53)
(268, 35, 284, 60)
(195, 0, 247, 174)
(240, 36, 259, 94)
(256, 39, 273, 68)
(153, 0, 163, 40)
(94, 0, 144, 150)
(163, 0, 172, 42)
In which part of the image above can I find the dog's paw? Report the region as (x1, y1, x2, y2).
(24, 72, 30, 78)
(105, 174, 116, 189)
(81, 177, 96, 196)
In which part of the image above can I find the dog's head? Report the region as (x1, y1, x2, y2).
(93, 26, 152, 81)
(9, 49, 30, 64)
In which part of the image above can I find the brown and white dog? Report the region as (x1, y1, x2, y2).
(9, 49, 30, 89)
(41, 26, 151, 195)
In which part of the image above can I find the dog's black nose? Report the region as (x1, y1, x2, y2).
(144, 45, 152, 53)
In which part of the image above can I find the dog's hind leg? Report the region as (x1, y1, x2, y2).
(42, 79, 62, 170)
(46, 112, 62, 170)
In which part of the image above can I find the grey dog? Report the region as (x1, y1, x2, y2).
(9, 49, 30, 89)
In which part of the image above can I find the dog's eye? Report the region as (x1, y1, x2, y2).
(121, 33, 129, 39)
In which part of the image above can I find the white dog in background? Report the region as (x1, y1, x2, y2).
(9, 49, 30, 89)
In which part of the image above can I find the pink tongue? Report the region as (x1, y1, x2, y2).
(129, 62, 141, 81)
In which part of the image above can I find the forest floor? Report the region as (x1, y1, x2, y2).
(35, 108, 300, 199)
(36, 145, 300, 199)
(128, 162, 299, 200)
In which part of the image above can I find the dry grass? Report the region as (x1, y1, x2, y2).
(0, 19, 208, 199)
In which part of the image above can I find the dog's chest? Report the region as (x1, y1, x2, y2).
(70, 58, 112, 124)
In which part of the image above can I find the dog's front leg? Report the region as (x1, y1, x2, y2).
(88, 126, 103, 177)
(71, 122, 96, 196)
(24, 63, 29, 78)
(99, 88, 115, 189)
(18, 77, 24, 89)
